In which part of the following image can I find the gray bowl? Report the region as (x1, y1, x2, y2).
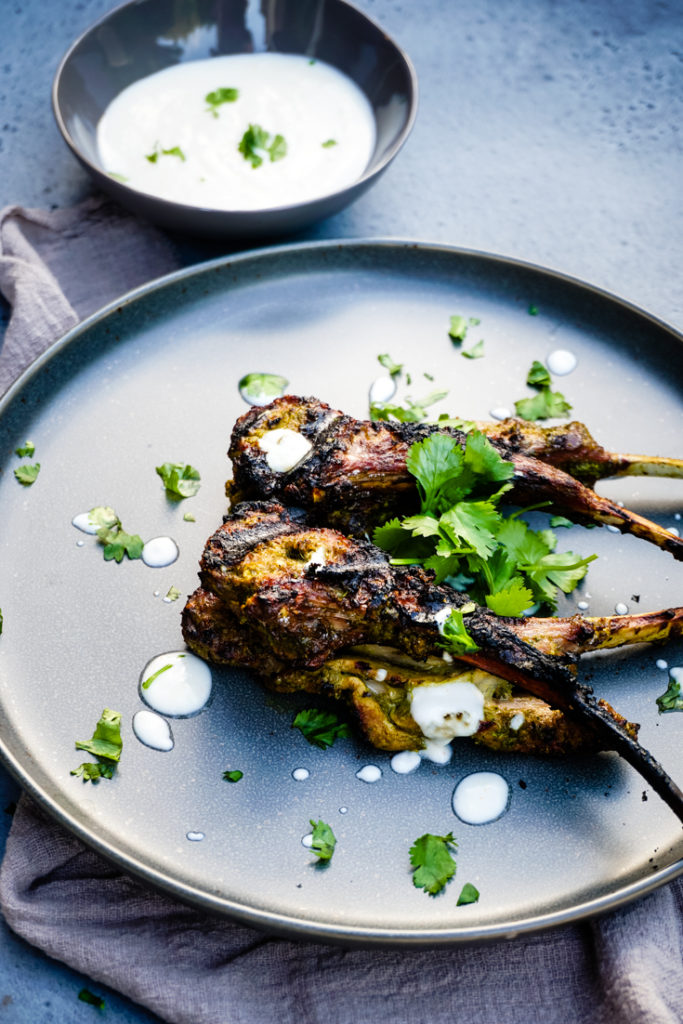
(52, 0, 417, 238)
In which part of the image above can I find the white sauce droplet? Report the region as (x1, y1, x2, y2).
(615, 602, 629, 616)
(76, 540, 85, 547)
(577, 600, 589, 611)
(390, 750, 421, 775)
(132, 709, 174, 751)
(186, 831, 205, 842)
(410, 682, 485, 742)
(369, 375, 397, 405)
(442, 651, 454, 664)
(656, 659, 669, 671)
(489, 407, 512, 421)
(669, 526, 680, 537)
(606, 524, 621, 534)
(509, 712, 525, 731)
(258, 428, 313, 473)
(546, 349, 578, 376)
(292, 767, 310, 781)
(675, 513, 681, 521)
(306, 546, 327, 568)
(339, 806, 348, 814)
(420, 740, 453, 765)
(72, 511, 100, 534)
(452, 772, 510, 825)
(97, 53, 376, 211)
(141, 536, 179, 567)
(301, 832, 314, 848)
(355, 764, 382, 783)
(140, 651, 212, 717)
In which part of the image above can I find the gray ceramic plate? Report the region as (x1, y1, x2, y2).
(0, 241, 681, 946)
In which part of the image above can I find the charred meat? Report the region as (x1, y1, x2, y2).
(227, 396, 683, 560)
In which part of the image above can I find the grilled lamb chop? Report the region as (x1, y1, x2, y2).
(182, 500, 683, 820)
(227, 396, 683, 560)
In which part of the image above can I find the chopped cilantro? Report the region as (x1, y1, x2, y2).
(141, 663, 172, 690)
(656, 674, 683, 713)
(515, 360, 572, 421)
(549, 515, 574, 529)
(146, 143, 186, 163)
(14, 462, 40, 485)
(461, 339, 485, 359)
(223, 769, 244, 782)
(292, 708, 351, 749)
(528, 304, 539, 315)
(205, 86, 239, 116)
(14, 440, 35, 457)
(370, 390, 448, 424)
(373, 431, 595, 619)
(72, 709, 122, 783)
(377, 353, 403, 378)
(107, 171, 129, 182)
(238, 372, 289, 403)
(156, 462, 201, 500)
(78, 988, 105, 1009)
(448, 315, 469, 342)
(165, 585, 181, 602)
(410, 832, 457, 895)
(457, 882, 480, 905)
(183, 512, 196, 522)
(309, 819, 336, 861)
(238, 124, 287, 168)
(322, 139, 337, 148)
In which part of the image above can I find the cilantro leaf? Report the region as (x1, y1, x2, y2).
(440, 499, 501, 559)
(448, 315, 468, 342)
(309, 819, 336, 861)
(78, 988, 105, 1009)
(87, 505, 120, 531)
(223, 769, 244, 782)
(183, 512, 196, 522)
(165, 585, 181, 602)
(156, 462, 201, 499)
(485, 577, 534, 617)
(656, 674, 683, 713)
(457, 882, 480, 905)
(370, 390, 448, 423)
(292, 708, 351, 749)
(14, 462, 40, 485)
(526, 360, 551, 388)
(528, 303, 539, 315)
(14, 440, 35, 457)
(75, 708, 123, 763)
(100, 526, 144, 563)
(71, 762, 115, 783)
(238, 372, 289, 403)
(410, 832, 457, 895)
(322, 138, 338, 148)
(462, 339, 485, 359)
(440, 609, 479, 655)
(377, 353, 403, 378)
(146, 143, 186, 163)
(238, 124, 287, 167)
(205, 86, 239, 116)
(514, 389, 572, 421)
(549, 515, 574, 529)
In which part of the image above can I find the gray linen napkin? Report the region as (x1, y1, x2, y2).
(1, 200, 682, 1024)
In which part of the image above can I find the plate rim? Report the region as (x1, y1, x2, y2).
(1, 237, 682, 946)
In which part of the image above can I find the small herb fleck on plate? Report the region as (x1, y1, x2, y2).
(457, 882, 480, 905)
(223, 769, 244, 783)
(78, 988, 105, 1009)
(14, 440, 35, 457)
(205, 86, 239, 116)
(292, 708, 351, 749)
(14, 462, 40, 486)
(309, 819, 336, 861)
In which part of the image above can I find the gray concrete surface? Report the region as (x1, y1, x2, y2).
(1, 0, 682, 1020)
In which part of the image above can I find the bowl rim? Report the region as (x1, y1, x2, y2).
(51, 0, 419, 220)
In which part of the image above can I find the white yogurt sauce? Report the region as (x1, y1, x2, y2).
(409, 681, 485, 745)
(546, 349, 578, 376)
(355, 764, 382, 783)
(670, 666, 683, 686)
(72, 511, 100, 534)
(292, 767, 310, 782)
(97, 53, 376, 211)
(140, 651, 212, 717)
(132, 709, 174, 752)
(390, 750, 421, 775)
(420, 740, 453, 765)
(186, 831, 205, 842)
(141, 536, 179, 568)
(489, 407, 513, 421)
(509, 712, 525, 731)
(656, 659, 669, 670)
(301, 832, 314, 848)
(369, 375, 398, 405)
(452, 772, 510, 825)
(615, 602, 629, 615)
(258, 428, 313, 473)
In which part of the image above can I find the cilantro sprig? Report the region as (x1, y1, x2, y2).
(410, 831, 457, 895)
(238, 372, 289, 403)
(238, 124, 287, 168)
(514, 360, 572, 421)
(71, 708, 123, 783)
(88, 506, 143, 562)
(656, 673, 683, 713)
(373, 432, 596, 626)
(292, 708, 351, 749)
